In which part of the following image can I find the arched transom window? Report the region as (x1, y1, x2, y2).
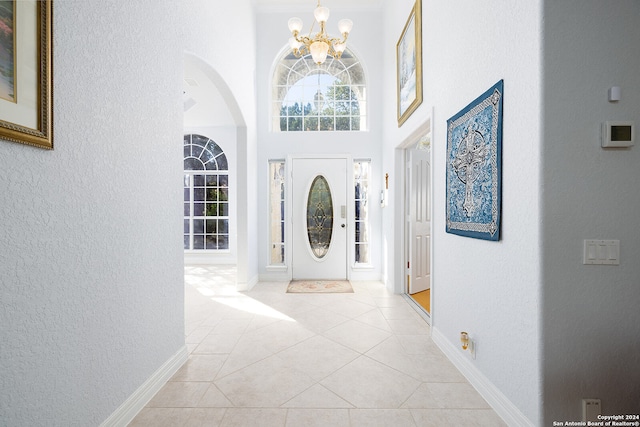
(183, 134, 229, 251)
(272, 49, 366, 132)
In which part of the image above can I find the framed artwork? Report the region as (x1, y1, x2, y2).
(0, 0, 53, 149)
(446, 80, 503, 241)
(396, 0, 422, 127)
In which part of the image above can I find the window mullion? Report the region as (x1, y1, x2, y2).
(189, 174, 195, 251)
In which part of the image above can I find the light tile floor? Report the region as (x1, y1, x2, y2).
(129, 266, 506, 427)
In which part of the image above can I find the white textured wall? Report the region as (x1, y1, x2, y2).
(382, 0, 543, 424)
(255, 6, 384, 281)
(380, 0, 418, 289)
(0, 1, 184, 425)
(541, 0, 640, 423)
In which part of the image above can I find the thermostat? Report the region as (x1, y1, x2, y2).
(602, 121, 634, 148)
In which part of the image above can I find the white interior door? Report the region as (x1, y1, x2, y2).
(291, 157, 348, 280)
(407, 148, 431, 293)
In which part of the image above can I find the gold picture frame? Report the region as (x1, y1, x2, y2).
(0, 0, 53, 149)
(396, 0, 422, 127)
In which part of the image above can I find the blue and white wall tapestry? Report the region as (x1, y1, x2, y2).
(446, 80, 503, 241)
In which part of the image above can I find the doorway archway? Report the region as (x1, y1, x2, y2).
(183, 52, 254, 290)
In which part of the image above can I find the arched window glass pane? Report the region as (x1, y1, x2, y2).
(184, 157, 204, 170)
(184, 135, 228, 172)
(272, 49, 367, 132)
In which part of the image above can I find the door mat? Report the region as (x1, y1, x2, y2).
(286, 280, 354, 293)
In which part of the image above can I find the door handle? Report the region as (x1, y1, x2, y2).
(341, 224, 346, 228)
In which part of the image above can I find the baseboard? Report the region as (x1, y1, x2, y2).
(184, 253, 236, 265)
(236, 273, 259, 291)
(100, 345, 188, 427)
(402, 293, 431, 325)
(260, 269, 290, 283)
(349, 267, 380, 282)
(431, 327, 534, 427)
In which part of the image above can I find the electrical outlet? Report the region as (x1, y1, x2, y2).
(582, 399, 601, 422)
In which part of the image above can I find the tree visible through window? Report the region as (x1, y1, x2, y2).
(272, 50, 366, 132)
(183, 134, 229, 251)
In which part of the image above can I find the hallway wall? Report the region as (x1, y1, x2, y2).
(0, 1, 185, 424)
(381, 0, 543, 425)
(541, 0, 640, 422)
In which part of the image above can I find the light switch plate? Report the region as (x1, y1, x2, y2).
(583, 240, 620, 265)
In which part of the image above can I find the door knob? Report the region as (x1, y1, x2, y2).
(341, 224, 346, 228)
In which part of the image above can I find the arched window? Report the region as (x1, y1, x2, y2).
(183, 134, 229, 251)
(272, 48, 366, 132)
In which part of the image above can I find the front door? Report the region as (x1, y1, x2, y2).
(291, 157, 348, 280)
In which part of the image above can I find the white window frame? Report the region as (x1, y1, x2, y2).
(271, 48, 367, 132)
(354, 159, 371, 266)
(267, 160, 286, 266)
(183, 134, 230, 253)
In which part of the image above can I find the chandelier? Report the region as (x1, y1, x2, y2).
(287, 1, 353, 65)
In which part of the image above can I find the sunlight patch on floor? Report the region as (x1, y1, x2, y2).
(187, 265, 295, 322)
(211, 295, 295, 322)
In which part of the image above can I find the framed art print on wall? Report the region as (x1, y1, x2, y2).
(446, 80, 503, 241)
(0, 0, 53, 149)
(396, 0, 422, 127)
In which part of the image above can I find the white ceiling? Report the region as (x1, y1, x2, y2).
(252, 0, 381, 5)
(252, 0, 383, 11)
(183, 64, 235, 128)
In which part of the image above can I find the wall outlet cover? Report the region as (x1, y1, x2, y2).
(582, 398, 601, 422)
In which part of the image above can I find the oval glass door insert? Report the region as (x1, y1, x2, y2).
(306, 175, 334, 259)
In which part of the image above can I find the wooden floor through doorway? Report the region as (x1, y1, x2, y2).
(410, 289, 430, 313)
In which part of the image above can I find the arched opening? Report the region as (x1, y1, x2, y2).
(183, 52, 252, 289)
